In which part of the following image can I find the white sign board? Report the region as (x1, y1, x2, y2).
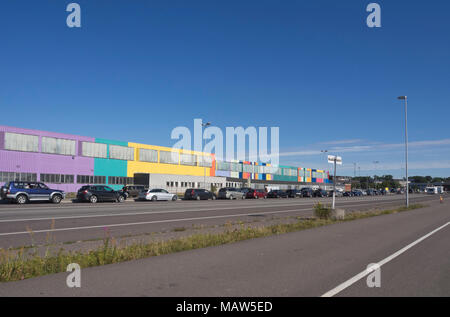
(328, 155, 343, 165)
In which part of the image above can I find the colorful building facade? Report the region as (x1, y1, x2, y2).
(0, 125, 330, 192)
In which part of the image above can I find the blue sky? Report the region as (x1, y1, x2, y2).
(0, 0, 449, 178)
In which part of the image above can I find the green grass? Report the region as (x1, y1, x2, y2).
(0, 203, 424, 283)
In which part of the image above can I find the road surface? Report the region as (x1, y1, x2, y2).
(0, 195, 448, 296)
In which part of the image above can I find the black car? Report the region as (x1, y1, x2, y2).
(77, 185, 125, 203)
(239, 187, 252, 195)
(184, 188, 216, 200)
(267, 190, 288, 198)
(285, 189, 300, 198)
(313, 189, 328, 197)
(300, 188, 314, 198)
(121, 185, 148, 199)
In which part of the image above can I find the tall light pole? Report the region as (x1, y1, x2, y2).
(201, 122, 211, 189)
(398, 96, 409, 207)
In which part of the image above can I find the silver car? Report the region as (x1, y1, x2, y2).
(138, 188, 178, 201)
(218, 187, 245, 200)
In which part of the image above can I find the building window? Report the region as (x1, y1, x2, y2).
(216, 161, 231, 171)
(4, 132, 39, 153)
(0, 171, 37, 183)
(41, 137, 76, 156)
(40, 174, 74, 184)
(109, 145, 134, 161)
(199, 156, 213, 167)
(76, 175, 107, 184)
(139, 148, 158, 163)
(108, 176, 134, 185)
(180, 153, 197, 166)
(159, 151, 179, 164)
(243, 164, 254, 173)
(81, 142, 107, 158)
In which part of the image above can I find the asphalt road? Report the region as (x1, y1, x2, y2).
(0, 194, 437, 248)
(0, 196, 448, 296)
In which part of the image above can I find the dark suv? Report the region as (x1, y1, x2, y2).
(0, 181, 65, 204)
(285, 189, 301, 198)
(267, 190, 288, 198)
(313, 189, 328, 197)
(184, 188, 217, 200)
(77, 185, 125, 203)
(300, 188, 314, 198)
(121, 185, 148, 199)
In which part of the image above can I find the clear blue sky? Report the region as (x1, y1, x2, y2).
(1, 0, 449, 178)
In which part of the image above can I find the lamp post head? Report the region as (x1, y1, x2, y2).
(397, 96, 407, 100)
(202, 122, 211, 127)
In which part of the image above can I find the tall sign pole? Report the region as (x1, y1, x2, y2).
(328, 155, 342, 210)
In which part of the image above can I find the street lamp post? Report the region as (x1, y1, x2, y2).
(201, 122, 211, 189)
(398, 96, 409, 207)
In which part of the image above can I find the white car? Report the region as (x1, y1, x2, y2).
(139, 188, 178, 201)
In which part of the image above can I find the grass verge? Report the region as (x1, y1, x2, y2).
(0, 203, 424, 282)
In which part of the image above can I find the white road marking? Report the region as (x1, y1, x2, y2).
(0, 197, 428, 223)
(321, 221, 450, 297)
(0, 208, 311, 236)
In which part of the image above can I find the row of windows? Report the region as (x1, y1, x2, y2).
(2, 133, 328, 178)
(0, 172, 37, 183)
(165, 181, 223, 188)
(41, 174, 74, 184)
(2, 133, 215, 166)
(77, 175, 107, 184)
(108, 176, 134, 185)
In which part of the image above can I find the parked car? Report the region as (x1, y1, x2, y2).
(183, 188, 216, 200)
(327, 190, 343, 197)
(351, 190, 363, 196)
(218, 187, 245, 200)
(139, 188, 178, 201)
(300, 187, 314, 198)
(245, 189, 267, 199)
(366, 189, 377, 196)
(0, 181, 65, 204)
(285, 189, 301, 198)
(343, 191, 353, 197)
(239, 187, 252, 195)
(313, 189, 328, 198)
(121, 185, 148, 199)
(77, 185, 125, 203)
(267, 190, 288, 198)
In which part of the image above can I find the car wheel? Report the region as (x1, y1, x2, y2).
(52, 194, 62, 204)
(172, 195, 177, 201)
(151, 195, 157, 201)
(230, 195, 234, 200)
(16, 194, 27, 205)
(117, 195, 124, 203)
(89, 195, 98, 203)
